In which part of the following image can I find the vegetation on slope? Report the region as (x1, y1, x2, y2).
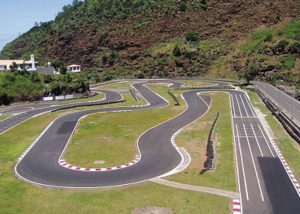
(0, 71, 90, 105)
(1, 0, 299, 82)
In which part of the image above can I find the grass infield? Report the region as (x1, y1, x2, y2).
(167, 92, 236, 192)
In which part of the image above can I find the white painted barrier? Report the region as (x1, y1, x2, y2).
(65, 95, 74, 100)
(55, 96, 64, 100)
(43, 97, 54, 101)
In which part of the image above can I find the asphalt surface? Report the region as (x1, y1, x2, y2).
(254, 81, 300, 127)
(0, 90, 122, 134)
(231, 91, 300, 214)
(15, 82, 211, 187)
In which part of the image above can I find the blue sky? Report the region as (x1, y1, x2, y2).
(0, 0, 73, 51)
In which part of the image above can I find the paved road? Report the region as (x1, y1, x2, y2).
(230, 91, 300, 213)
(0, 90, 122, 134)
(254, 81, 300, 127)
(15, 82, 211, 187)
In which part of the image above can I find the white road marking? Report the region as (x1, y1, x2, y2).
(231, 95, 236, 117)
(250, 124, 264, 157)
(235, 94, 243, 117)
(257, 124, 275, 157)
(198, 95, 209, 107)
(244, 94, 257, 117)
(242, 124, 265, 201)
(235, 124, 249, 201)
(239, 95, 249, 117)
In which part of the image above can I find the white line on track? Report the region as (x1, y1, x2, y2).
(242, 124, 264, 201)
(235, 124, 249, 201)
(230, 94, 243, 213)
(257, 124, 275, 157)
(230, 95, 236, 117)
(244, 94, 257, 117)
(239, 95, 249, 118)
(250, 124, 264, 157)
(235, 95, 243, 117)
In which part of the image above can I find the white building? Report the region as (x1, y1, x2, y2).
(0, 54, 37, 71)
(67, 64, 81, 73)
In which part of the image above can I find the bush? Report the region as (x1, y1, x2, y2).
(273, 40, 289, 54)
(186, 31, 199, 42)
(172, 45, 181, 57)
(290, 42, 300, 55)
(179, 2, 187, 12)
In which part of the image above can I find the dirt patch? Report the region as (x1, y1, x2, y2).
(131, 207, 173, 214)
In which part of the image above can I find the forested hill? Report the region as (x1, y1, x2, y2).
(1, 0, 300, 84)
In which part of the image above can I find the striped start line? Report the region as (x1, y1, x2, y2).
(59, 155, 141, 172)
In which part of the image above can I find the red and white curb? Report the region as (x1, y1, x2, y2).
(232, 199, 241, 214)
(271, 139, 300, 196)
(59, 155, 141, 172)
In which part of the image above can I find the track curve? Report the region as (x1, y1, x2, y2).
(15, 81, 211, 188)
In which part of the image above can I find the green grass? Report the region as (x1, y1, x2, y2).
(64, 84, 185, 168)
(280, 55, 296, 70)
(284, 19, 300, 40)
(0, 86, 231, 214)
(0, 114, 12, 121)
(251, 29, 273, 42)
(246, 89, 300, 180)
(182, 80, 211, 87)
(168, 92, 236, 192)
(95, 81, 133, 90)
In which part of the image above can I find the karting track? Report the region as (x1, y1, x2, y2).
(0, 79, 299, 213)
(14, 82, 211, 187)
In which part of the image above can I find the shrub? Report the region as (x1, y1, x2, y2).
(273, 40, 289, 54)
(186, 31, 199, 42)
(172, 45, 181, 56)
(179, 2, 187, 12)
(290, 42, 300, 55)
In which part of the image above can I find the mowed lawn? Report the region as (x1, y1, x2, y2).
(95, 81, 133, 90)
(64, 84, 185, 168)
(247, 90, 300, 180)
(0, 114, 12, 122)
(168, 92, 237, 192)
(0, 85, 231, 214)
(182, 80, 212, 87)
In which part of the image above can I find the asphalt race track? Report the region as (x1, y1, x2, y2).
(0, 79, 299, 213)
(230, 91, 300, 213)
(15, 82, 211, 187)
(0, 90, 122, 134)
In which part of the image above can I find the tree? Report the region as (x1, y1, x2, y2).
(9, 62, 18, 72)
(242, 62, 260, 84)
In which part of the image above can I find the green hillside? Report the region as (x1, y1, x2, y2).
(1, 0, 300, 85)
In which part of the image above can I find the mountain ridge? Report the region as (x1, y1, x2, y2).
(1, 0, 300, 82)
